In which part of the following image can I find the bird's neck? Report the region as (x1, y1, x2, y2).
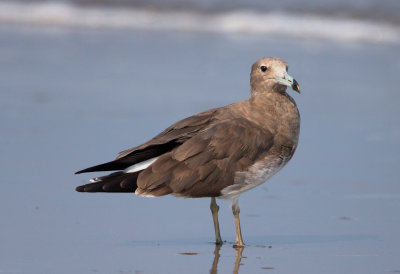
(251, 87, 296, 107)
(250, 81, 287, 98)
(247, 91, 300, 143)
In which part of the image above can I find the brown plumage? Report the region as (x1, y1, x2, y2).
(75, 57, 301, 247)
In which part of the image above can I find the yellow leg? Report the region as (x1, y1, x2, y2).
(232, 202, 245, 247)
(210, 197, 223, 245)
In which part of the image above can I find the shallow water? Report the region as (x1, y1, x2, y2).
(0, 26, 400, 273)
(1, 1, 400, 44)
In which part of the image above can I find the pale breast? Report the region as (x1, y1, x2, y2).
(220, 150, 291, 200)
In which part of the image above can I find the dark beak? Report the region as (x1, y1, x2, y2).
(292, 78, 300, 93)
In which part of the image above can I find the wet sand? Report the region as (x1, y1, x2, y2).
(0, 26, 400, 273)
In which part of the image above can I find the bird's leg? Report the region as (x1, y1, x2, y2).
(210, 197, 223, 245)
(232, 199, 245, 247)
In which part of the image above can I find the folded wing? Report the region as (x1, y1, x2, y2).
(136, 118, 274, 197)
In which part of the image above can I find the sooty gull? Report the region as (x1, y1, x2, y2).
(75, 57, 301, 247)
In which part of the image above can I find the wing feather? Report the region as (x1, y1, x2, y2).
(136, 118, 274, 198)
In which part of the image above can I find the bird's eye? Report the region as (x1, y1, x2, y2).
(260, 66, 267, 72)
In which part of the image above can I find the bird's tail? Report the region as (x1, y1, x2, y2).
(75, 171, 140, 193)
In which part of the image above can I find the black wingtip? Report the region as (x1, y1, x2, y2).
(74, 166, 102, 174)
(75, 185, 86, 192)
(74, 171, 139, 193)
(74, 160, 130, 174)
(75, 168, 92, 174)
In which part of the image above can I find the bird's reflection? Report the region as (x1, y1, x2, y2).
(232, 246, 244, 274)
(210, 244, 221, 273)
(210, 245, 244, 274)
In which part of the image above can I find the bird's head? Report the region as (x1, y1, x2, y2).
(250, 57, 300, 95)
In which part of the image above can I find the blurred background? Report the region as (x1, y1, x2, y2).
(1, 0, 400, 273)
